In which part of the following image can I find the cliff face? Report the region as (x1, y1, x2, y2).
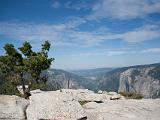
(96, 68, 125, 92)
(44, 69, 84, 90)
(96, 63, 160, 93)
(42, 63, 160, 98)
(118, 67, 160, 98)
(44, 69, 95, 91)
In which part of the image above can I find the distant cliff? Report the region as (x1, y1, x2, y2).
(43, 63, 160, 98)
(94, 63, 160, 98)
(119, 66, 160, 98)
(44, 69, 95, 91)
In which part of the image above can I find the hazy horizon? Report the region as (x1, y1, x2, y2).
(53, 62, 160, 71)
(0, 0, 160, 70)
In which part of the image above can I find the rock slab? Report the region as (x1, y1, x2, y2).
(84, 99, 160, 120)
(26, 91, 86, 120)
(0, 95, 29, 120)
(1, 89, 160, 120)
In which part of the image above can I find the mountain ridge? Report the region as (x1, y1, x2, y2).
(45, 63, 160, 98)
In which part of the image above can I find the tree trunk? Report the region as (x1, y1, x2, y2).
(68, 79, 70, 89)
(35, 77, 39, 84)
(20, 72, 25, 94)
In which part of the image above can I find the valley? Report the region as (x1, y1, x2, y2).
(46, 63, 160, 98)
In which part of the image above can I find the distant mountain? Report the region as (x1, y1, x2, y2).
(96, 63, 160, 98)
(44, 69, 96, 91)
(44, 63, 160, 98)
(70, 68, 114, 78)
(119, 65, 160, 98)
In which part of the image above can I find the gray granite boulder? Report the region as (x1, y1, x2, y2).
(26, 91, 86, 120)
(0, 95, 29, 120)
(83, 99, 160, 120)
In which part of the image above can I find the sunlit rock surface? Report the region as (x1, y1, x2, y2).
(0, 89, 160, 120)
(26, 90, 86, 120)
(83, 99, 160, 120)
(0, 95, 29, 120)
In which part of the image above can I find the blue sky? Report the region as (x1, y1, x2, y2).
(0, 0, 160, 70)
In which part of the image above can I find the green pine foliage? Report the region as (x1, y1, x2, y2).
(0, 41, 54, 96)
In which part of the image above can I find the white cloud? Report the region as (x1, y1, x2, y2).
(64, 0, 91, 11)
(107, 51, 127, 56)
(52, 1, 61, 9)
(70, 47, 160, 57)
(72, 51, 129, 57)
(0, 22, 159, 47)
(52, 0, 92, 10)
(142, 48, 160, 53)
(88, 0, 160, 20)
(71, 49, 134, 57)
(64, 17, 86, 29)
(121, 25, 160, 42)
(75, 24, 160, 44)
(0, 22, 60, 43)
(71, 52, 105, 57)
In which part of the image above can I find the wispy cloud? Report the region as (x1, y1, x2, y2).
(71, 48, 135, 57)
(88, 0, 160, 20)
(0, 21, 159, 47)
(107, 51, 128, 56)
(121, 24, 160, 42)
(70, 47, 160, 57)
(52, 1, 61, 9)
(142, 48, 160, 53)
(71, 52, 105, 57)
(52, 0, 92, 11)
(64, 17, 87, 29)
(64, 0, 92, 11)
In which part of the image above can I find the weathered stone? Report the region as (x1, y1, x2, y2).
(56, 89, 122, 102)
(110, 94, 121, 100)
(83, 99, 160, 120)
(26, 91, 86, 120)
(0, 95, 29, 120)
(1, 89, 160, 120)
(97, 90, 103, 94)
(108, 91, 118, 95)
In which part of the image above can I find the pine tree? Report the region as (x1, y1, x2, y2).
(0, 44, 23, 94)
(0, 41, 54, 97)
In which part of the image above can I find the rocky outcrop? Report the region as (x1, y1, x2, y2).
(83, 99, 160, 120)
(0, 95, 29, 120)
(56, 89, 123, 102)
(0, 89, 122, 120)
(26, 90, 86, 120)
(26, 89, 123, 120)
(1, 89, 160, 120)
(26, 89, 137, 120)
(119, 67, 160, 98)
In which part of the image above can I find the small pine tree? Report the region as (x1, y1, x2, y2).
(0, 41, 54, 96)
